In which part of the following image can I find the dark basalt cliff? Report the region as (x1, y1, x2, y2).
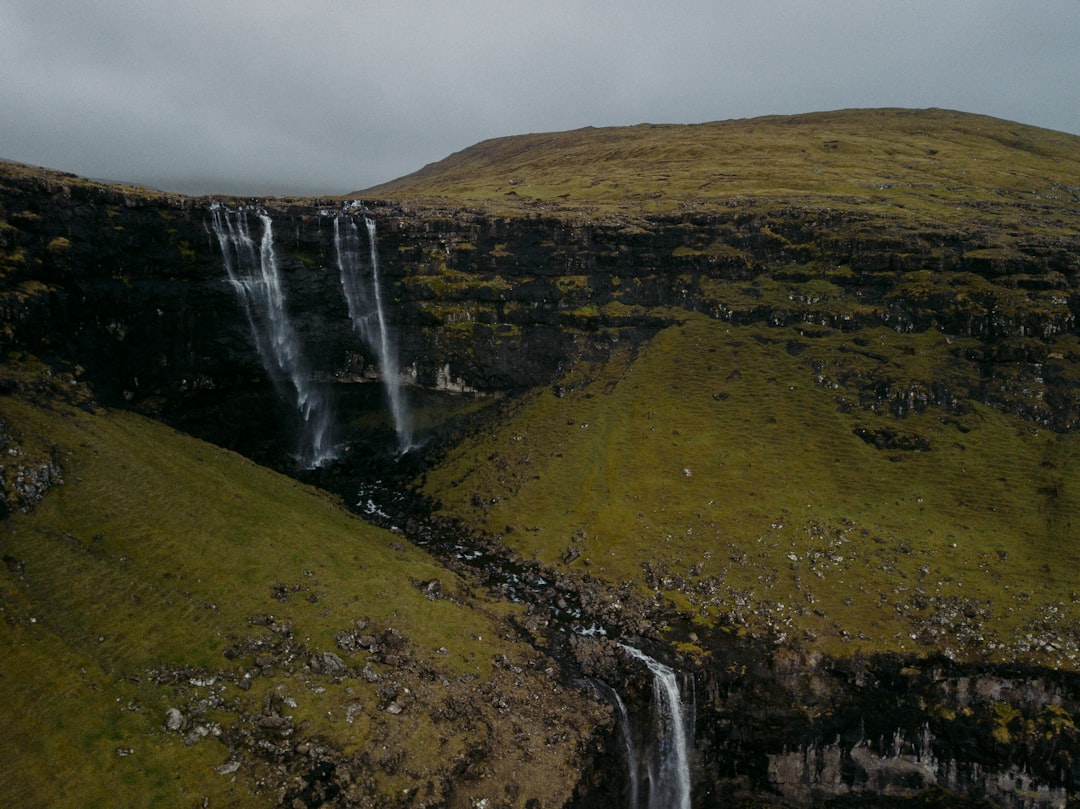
(3, 166, 1079, 459)
(571, 636, 1080, 808)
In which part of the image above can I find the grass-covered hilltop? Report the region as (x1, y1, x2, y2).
(3, 108, 1080, 807)
(363, 107, 1080, 225)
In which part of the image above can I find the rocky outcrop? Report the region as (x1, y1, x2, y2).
(142, 613, 609, 809)
(701, 651, 1080, 808)
(0, 361, 89, 516)
(573, 635, 1080, 808)
(0, 415, 62, 517)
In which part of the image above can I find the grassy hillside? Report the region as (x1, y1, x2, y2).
(360, 108, 1080, 226)
(421, 312, 1080, 665)
(0, 358, 602, 809)
(361, 108, 1080, 669)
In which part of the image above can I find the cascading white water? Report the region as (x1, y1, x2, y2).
(618, 644, 693, 809)
(611, 686, 642, 809)
(333, 213, 412, 452)
(210, 205, 334, 467)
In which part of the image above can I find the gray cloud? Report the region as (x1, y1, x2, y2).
(2, 0, 1077, 196)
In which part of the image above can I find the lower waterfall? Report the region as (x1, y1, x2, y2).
(617, 644, 694, 809)
(611, 684, 642, 809)
(209, 205, 335, 467)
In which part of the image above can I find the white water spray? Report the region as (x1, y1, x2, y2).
(333, 213, 412, 452)
(210, 205, 334, 467)
(611, 685, 642, 809)
(618, 644, 693, 809)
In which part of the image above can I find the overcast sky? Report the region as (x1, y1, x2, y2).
(2, 1, 1077, 197)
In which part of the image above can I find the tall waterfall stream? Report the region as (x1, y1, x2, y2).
(209, 204, 335, 467)
(333, 213, 413, 453)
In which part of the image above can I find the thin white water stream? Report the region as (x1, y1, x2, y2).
(333, 213, 413, 452)
(612, 686, 642, 809)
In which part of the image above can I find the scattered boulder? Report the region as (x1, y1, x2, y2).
(310, 651, 347, 676)
(215, 758, 241, 776)
(334, 628, 365, 653)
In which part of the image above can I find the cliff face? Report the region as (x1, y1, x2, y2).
(3, 164, 1079, 466)
(571, 636, 1080, 808)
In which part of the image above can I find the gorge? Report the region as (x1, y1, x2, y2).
(2, 108, 1080, 808)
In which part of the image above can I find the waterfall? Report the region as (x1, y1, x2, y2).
(333, 213, 412, 452)
(210, 205, 334, 468)
(618, 644, 693, 809)
(611, 685, 642, 809)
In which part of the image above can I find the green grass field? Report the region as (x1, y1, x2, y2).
(0, 361, 598, 808)
(422, 313, 1080, 664)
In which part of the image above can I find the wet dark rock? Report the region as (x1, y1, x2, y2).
(3, 554, 26, 576)
(689, 646, 1080, 808)
(280, 760, 341, 807)
(4, 174, 1079, 472)
(852, 426, 933, 452)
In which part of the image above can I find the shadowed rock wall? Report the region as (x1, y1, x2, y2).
(3, 170, 1079, 462)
